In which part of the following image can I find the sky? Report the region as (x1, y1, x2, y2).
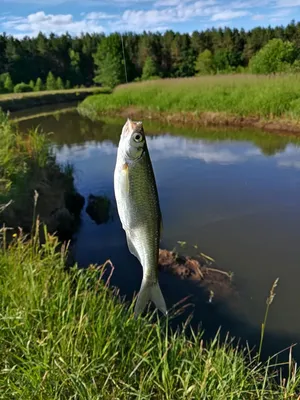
(0, 0, 299, 39)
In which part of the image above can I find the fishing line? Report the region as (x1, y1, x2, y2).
(120, 33, 128, 84)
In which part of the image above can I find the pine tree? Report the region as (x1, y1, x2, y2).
(93, 34, 126, 88)
(4, 74, 13, 93)
(29, 80, 35, 90)
(46, 71, 57, 90)
(35, 77, 43, 92)
(56, 77, 64, 90)
(142, 57, 158, 80)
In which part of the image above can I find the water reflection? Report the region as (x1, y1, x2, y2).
(17, 108, 300, 362)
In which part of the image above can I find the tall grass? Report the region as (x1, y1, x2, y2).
(0, 109, 52, 203)
(0, 224, 300, 398)
(79, 74, 300, 121)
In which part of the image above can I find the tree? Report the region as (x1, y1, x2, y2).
(65, 80, 71, 89)
(46, 71, 57, 90)
(29, 80, 35, 90)
(4, 74, 13, 93)
(35, 77, 43, 91)
(195, 49, 215, 75)
(142, 57, 158, 80)
(249, 38, 296, 74)
(93, 34, 126, 88)
(56, 77, 64, 89)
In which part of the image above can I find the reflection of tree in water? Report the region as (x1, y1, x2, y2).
(18, 110, 300, 158)
(255, 139, 287, 156)
(18, 112, 122, 149)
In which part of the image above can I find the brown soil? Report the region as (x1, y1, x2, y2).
(113, 107, 300, 136)
(158, 249, 237, 302)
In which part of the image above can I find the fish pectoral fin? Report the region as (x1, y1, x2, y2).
(122, 162, 129, 194)
(126, 233, 140, 262)
(134, 280, 167, 318)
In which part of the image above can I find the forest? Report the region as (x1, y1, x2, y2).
(1, 20, 300, 92)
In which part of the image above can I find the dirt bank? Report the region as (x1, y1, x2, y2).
(82, 105, 300, 136)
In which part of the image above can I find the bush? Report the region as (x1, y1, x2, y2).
(14, 83, 34, 93)
(249, 39, 296, 74)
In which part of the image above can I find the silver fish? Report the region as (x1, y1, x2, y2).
(114, 118, 167, 318)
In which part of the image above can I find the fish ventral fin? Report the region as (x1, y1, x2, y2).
(134, 280, 167, 318)
(122, 162, 129, 194)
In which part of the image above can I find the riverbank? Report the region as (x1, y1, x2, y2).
(1, 105, 300, 397)
(1, 231, 299, 399)
(0, 109, 84, 240)
(0, 87, 111, 113)
(78, 75, 300, 134)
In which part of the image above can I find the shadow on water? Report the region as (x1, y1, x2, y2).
(16, 106, 300, 367)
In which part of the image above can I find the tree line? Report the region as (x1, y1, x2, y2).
(1, 20, 300, 92)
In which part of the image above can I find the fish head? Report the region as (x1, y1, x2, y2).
(119, 118, 146, 160)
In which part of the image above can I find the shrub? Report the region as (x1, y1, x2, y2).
(14, 83, 33, 93)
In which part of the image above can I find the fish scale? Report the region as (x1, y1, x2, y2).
(114, 119, 167, 317)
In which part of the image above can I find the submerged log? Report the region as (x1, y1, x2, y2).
(158, 249, 237, 302)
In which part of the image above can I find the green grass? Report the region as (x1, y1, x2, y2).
(0, 228, 300, 399)
(0, 87, 111, 101)
(0, 109, 51, 203)
(79, 74, 300, 122)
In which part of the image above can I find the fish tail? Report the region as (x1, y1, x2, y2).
(134, 279, 167, 318)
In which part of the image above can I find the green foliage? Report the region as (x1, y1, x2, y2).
(0, 228, 300, 398)
(2, 24, 300, 88)
(56, 76, 64, 90)
(249, 39, 296, 74)
(142, 56, 159, 80)
(0, 109, 51, 204)
(65, 80, 71, 89)
(4, 74, 14, 93)
(29, 79, 35, 90)
(93, 34, 126, 88)
(195, 49, 215, 75)
(34, 77, 43, 91)
(79, 74, 300, 120)
(46, 71, 57, 90)
(13, 82, 33, 93)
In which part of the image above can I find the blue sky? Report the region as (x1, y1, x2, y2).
(0, 0, 299, 38)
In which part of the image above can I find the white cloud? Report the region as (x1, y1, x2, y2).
(1, 11, 106, 37)
(85, 12, 118, 20)
(275, 0, 300, 7)
(252, 14, 265, 20)
(211, 10, 251, 21)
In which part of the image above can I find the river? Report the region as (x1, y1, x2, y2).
(15, 104, 300, 362)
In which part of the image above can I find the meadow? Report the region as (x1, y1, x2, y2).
(79, 74, 300, 132)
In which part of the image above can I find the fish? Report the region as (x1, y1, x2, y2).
(113, 118, 167, 318)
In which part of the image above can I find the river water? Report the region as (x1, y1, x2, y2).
(16, 105, 300, 361)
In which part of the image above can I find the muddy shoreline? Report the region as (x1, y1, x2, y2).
(79, 105, 300, 136)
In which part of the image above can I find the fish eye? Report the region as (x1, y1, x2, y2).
(133, 133, 143, 143)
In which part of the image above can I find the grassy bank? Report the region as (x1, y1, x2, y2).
(0, 230, 299, 399)
(1, 104, 300, 398)
(79, 75, 300, 133)
(0, 87, 111, 113)
(0, 109, 83, 238)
